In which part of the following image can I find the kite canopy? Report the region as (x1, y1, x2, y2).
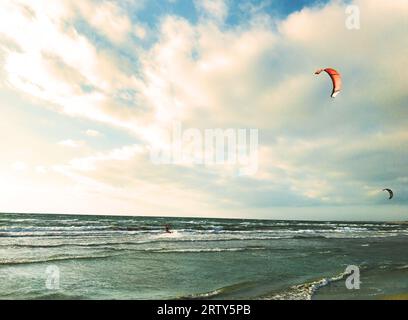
(383, 188, 394, 200)
(315, 68, 342, 98)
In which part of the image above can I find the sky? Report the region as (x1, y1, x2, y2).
(0, 0, 407, 221)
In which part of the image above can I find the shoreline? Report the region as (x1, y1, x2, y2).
(379, 293, 408, 300)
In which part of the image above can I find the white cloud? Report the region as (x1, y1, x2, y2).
(58, 139, 85, 148)
(12, 161, 28, 172)
(77, 1, 133, 44)
(0, 0, 145, 132)
(85, 129, 101, 137)
(35, 165, 47, 174)
(134, 25, 147, 39)
(194, 0, 229, 23)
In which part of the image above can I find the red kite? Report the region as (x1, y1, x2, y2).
(315, 68, 342, 98)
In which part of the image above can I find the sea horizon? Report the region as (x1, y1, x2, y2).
(1, 211, 406, 223)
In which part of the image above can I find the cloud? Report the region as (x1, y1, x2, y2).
(12, 161, 28, 172)
(35, 165, 47, 174)
(85, 129, 102, 137)
(194, 0, 229, 23)
(58, 139, 85, 148)
(0, 0, 148, 133)
(76, 1, 133, 44)
(134, 25, 147, 39)
(0, 0, 407, 218)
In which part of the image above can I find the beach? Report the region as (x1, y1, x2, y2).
(0, 213, 407, 300)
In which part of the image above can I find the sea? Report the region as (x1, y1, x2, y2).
(0, 212, 407, 300)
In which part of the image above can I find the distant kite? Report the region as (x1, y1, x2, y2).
(315, 68, 342, 98)
(383, 188, 394, 200)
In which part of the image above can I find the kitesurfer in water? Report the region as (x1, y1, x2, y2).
(164, 224, 172, 234)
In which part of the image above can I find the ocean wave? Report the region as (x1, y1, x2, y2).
(0, 239, 159, 249)
(1, 230, 407, 247)
(0, 225, 160, 233)
(178, 281, 253, 300)
(141, 246, 267, 253)
(32, 292, 86, 300)
(0, 253, 118, 266)
(262, 270, 353, 300)
(395, 265, 408, 270)
(180, 289, 225, 299)
(0, 230, 156, 238)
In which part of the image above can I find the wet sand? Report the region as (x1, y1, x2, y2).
(380, 293, 408, 300)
